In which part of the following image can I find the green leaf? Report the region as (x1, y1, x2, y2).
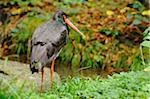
(99, 29, 120, 36)
(127, 14, 133, 19)
(144, 66, 150, 71)
(12, 28, 19, 33)
(132, 19, 141, 25)
(141, 41, 150, 48)
(143, 27, 150, 40)
(144, 35, 150, 40)
(132, 2, 142, 9)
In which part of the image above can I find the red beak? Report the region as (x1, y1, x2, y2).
(63, 15, 85, 39)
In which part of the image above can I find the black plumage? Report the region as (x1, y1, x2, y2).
(29, 10, 84, 90)
(30, 11, 69, 73)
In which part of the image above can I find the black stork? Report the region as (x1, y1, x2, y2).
(30, 11, 85, 90)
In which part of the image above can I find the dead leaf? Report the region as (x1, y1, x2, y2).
(142, 10, 150, 16)
(106, 10, 114, 16)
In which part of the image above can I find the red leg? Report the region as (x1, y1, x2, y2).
(41, 66, 44, 91)
(50, 59, 55, 87)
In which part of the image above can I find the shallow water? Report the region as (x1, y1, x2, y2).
(55, 63, 108, 79)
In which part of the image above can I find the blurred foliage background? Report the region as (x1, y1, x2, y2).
(0, 0, 149, 73)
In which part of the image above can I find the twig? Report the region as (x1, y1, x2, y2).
(140, 45, 145, 65)
(76, 66, 91, 72)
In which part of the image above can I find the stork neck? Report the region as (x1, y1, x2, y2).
(57, 18, 69, 32)
(58, 18, 66, 25)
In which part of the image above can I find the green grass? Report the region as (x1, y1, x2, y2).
(0, 71, 150, 99)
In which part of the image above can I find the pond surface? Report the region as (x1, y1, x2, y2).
(55, 63, 108, 79)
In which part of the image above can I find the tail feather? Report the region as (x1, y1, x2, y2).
(30, 64, 39, 74)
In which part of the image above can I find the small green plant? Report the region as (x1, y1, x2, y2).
(60, 34, 104, 68)
(140, 27, 150, 66)
(99, 29, 120, 37)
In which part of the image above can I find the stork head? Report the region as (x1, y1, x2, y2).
(53, 11, 67, 23)
(53, 10, 85, 39)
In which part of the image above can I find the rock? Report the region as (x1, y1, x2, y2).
(0, 59, 61, 91)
